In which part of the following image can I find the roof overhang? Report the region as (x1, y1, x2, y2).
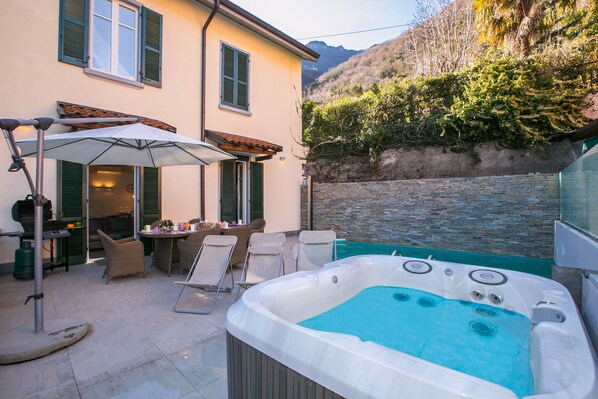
(57, 101, 176, 132)
(206, 130, 282, 155)
(194, 0, 319, 61)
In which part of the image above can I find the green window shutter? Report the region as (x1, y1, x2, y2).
(59, 161, 86, 264)
(141, 7, 162, 87)
(250, 162, 264, 221)
(141, 167, 160, 254)
(236, 52, 248, 109)
(220, 161, 236, 222)
(222, 46, 235, 105)
(58, 0, 89, 67)
(221, 44, 249, 110)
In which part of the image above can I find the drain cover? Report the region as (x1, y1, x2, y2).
(403, 260, 432, 274)
(470, 320, 497, 336)
(469, 269, 508, 285)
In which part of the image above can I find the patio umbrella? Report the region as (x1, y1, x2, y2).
(1, 117, 235, 364)
(16, 122, 235, 167)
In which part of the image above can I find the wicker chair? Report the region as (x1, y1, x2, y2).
(223, 225, 252, 267)
(97, 229, 146, 284)
(249, 218, 266, 233)
(177, 227, 223, 273)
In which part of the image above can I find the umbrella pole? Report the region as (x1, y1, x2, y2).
(134, 166, 140, 239)
(0, 119, 46, 333)
(33, 121, 50, 333)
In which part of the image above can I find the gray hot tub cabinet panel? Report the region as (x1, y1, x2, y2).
(227, 332, 344, 399)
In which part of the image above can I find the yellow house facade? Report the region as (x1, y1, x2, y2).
(0, 0, 318, 265)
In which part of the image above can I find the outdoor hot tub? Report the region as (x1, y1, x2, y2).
(226, 255, 598, 399)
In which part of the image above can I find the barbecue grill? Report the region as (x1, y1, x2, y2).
(12, 195, 67, 235)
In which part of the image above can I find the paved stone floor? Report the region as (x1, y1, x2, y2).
(0, 236, 298, 399)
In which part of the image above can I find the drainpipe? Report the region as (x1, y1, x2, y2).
(200, 0, 220, 220)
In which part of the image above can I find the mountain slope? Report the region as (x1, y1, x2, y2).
(305, 0, 479, 103)
(301, 41, 362, 89)
(305, 36, 411, 103)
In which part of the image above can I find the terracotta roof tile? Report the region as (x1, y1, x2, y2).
(57, 101, 176, 132)
(206, 130, 282, 154)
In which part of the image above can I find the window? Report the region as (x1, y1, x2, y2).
(221, 44, 249, 111)
(58, 0, 162, 87)
(91, 0, 137, 80)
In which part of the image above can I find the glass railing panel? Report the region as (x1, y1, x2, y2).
(559, 143, 598, 239)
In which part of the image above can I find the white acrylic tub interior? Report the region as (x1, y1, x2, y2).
(226, 255, 598, 399)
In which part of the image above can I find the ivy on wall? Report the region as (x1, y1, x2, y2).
(302, 56, 593, 165)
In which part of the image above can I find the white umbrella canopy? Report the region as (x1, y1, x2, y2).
(16, 123, 235, 166)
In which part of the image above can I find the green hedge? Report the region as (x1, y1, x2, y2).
(302, 56, 591, 165)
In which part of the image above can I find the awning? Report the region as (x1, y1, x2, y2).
(57, 101, 176, 132)
(205, 130, 283, 155)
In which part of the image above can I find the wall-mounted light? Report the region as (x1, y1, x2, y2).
(279, 156, 286, 162)
(93, 184, 115, 191)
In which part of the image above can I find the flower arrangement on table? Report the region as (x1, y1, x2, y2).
(159, 219, 174, 231)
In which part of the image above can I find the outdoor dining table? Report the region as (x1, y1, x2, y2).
(138, 230, 192, 276)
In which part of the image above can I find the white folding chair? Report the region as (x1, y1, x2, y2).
(236, 232, 286, 298)
(173, 235, 237, 314)
(295, 230, 337, 272)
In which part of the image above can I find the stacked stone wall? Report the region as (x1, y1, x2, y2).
(308, 174, 558, 259)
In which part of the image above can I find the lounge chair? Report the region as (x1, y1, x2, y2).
(97, 229, 146, 284)
(177, 227, 223, 273)
(236, 232, 285, 298)
(173, 235, 237, 314)
(295, 230, 337, 272)
(223, 225, 252, 267)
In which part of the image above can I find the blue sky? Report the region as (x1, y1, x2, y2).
(232, 0, 418, 50)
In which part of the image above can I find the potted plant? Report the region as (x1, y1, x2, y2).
(159, 219, 174, 232)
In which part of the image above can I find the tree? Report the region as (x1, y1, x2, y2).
(404, 0, 480, 77)
(472, 0, 576, 56)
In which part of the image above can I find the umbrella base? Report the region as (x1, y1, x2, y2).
(0, 318, 89, 364)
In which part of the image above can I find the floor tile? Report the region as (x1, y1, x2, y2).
(68, 323, 163, 388)
(197, 376, 227, 399)
(140, 311, 222, 356)
(79, 357, 196, 399)
(167, 333, 227, 389)
(0, 349, 78, 399)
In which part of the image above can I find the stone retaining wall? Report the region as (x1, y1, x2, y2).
(306, 141, 578, 183)
(307, 173, 558, 259)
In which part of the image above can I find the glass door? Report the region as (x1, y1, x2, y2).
(88, 165, 135, 258)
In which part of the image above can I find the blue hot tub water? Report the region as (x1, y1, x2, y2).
(299, 286, 534, 398)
